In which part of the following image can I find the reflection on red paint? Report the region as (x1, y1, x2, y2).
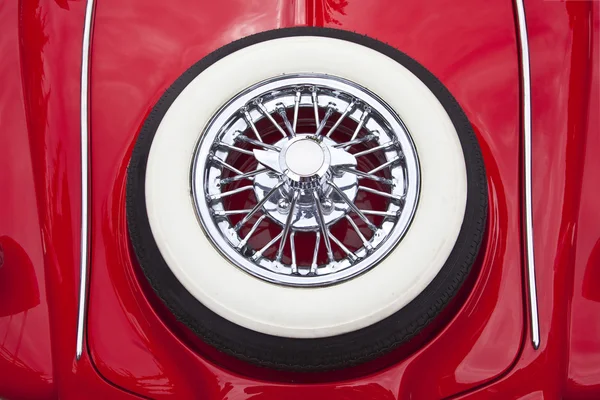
(1, 0, 597, 397)
(0, 237, 40, 316)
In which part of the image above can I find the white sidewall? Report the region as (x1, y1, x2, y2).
(145, 36, 467, 338)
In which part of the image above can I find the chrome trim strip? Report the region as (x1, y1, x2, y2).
(76, 0, 95, 361)
(515, 0, 540, 350)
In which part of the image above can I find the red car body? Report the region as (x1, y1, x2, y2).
(0, 0, 598, 398)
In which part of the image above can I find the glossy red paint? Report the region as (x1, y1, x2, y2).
(456, 1, 600, 399)
(6, 0, 147, 398)
(0, 3, 54, 397)
(86, 0, 523, 398)
(1, 0, 597, 399)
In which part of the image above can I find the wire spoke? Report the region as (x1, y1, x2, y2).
(328, 181, 377, 231)
(335, 166, 394, 185)
(276, 103, 296, 137)
(292, 90, 301, 133)
(242, 108, 263, 142)
(220, 168, 266, 185)
(210, 155, 243, 175)
(310, 232, 321, 274)
(217, 142, 254, 156)
(236, 134, 280, 151)
(290, 232, 297, 274)
(333, 134, 376, 148)
(276, 190, 299, 262)
(345, 215, 373, 250)
(237, 215, 266, 248)
(360, 209, 397, 217)
(209, 185, 254, 201)
(328, 232, 357, 261)
(358, 185, 403, 201)
(257, 101, 287, 138)
(214, 209, 252, 216)
(350, 107, 371, 141)
(368, 156, 400, 174)
(252, 231, 283, 261)
(353, 142, 395, 158)
(325, 100, 356, 138)
(234, 181, 284, 230)
(314, 103, 336, 138)
(310, 87, 320, 127)
(313, 191, 335, 262)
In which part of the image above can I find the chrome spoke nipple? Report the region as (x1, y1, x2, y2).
(321, 198, 334, 215)
(277, 198, 291, 214)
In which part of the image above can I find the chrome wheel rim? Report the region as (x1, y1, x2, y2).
(191, 74, 420, 287)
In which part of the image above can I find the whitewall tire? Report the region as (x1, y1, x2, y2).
(127, 27, 487, 371)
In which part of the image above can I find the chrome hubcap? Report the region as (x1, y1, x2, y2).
(192, 74, 420, 286)
(253, 134, 358, 231)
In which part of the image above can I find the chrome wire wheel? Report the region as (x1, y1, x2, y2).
(192, 74, 420, 286)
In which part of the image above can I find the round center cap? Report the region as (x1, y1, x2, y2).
(285, 139, 325, 177)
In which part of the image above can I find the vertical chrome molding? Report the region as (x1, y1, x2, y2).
(76, 0, 95, 361)
(515, 0, 540, 350)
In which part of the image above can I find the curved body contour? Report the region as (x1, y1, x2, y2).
(0, 0, 597, 398)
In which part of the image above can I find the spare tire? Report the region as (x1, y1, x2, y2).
(126, 27, 487, 371)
